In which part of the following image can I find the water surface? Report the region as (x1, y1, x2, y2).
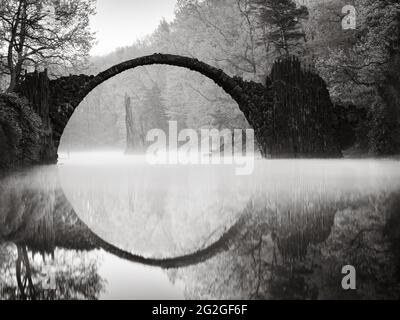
(1, 152, 400, 299)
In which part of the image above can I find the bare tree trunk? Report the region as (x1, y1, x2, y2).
(15, 245, 36, 300)
(15, 246, 27, 300)
(7, 70, 17, 93)
(6, 0, 25, 93)
(125, 94, 144, 154)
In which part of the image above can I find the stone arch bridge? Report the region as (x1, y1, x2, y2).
(17, 53, 342, 160)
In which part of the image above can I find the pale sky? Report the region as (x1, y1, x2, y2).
(90, 0, 177, 56)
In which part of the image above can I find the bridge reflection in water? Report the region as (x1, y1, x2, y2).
(1, 154, 400, 300)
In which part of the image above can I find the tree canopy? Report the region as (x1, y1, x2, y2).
(0, 0, 95, 92)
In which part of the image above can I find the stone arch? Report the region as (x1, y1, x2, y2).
(50, 53, 253, 155)
(17, 54, 342, 160)
(78, 53, 246, 108)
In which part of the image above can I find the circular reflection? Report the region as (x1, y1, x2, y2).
(58, 154, 400, 260)
(58, 153, 254, 258)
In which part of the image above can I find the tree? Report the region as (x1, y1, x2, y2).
(367, 97, 400, 156)
(125, 94, 145, 154)
(0, 0, 95, 92)
(313, 0, 400, 154)
(251, 0, 309, 56)
(140, 84, 168, 140)
(174, 0, 268, 80)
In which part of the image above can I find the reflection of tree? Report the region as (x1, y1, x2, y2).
(0, 175, 248, 299)
(5, 187, 246, 269)
(0, 174, 104, 300)
(15, 245, 36, 300)
(0, 243, 104, 300)
(176, 193, 400, 300)
(385, 193, 400, 280)
(4, 168, 400, 300)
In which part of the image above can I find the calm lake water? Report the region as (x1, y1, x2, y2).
(1, 152, 400, 300)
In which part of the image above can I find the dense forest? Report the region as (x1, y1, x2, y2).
(57, 0, 400, 156)
(2, 0, 400, 301)
(1, 0, 400, 157)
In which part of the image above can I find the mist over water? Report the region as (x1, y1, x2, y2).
(0, 0, 399, 302)
(2, 152, 400, 299)
(58, 152, 400, 258)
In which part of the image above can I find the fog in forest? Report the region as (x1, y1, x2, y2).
(1, 0, 400, 301)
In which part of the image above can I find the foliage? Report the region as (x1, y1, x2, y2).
(251, 0, 309, 56)
(175, 192, 400, 300)
(0, 93, 43, 171)
(45, 0, 400, 156)
(0, 0, 96, 92)
(310, 0, 400, 155)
